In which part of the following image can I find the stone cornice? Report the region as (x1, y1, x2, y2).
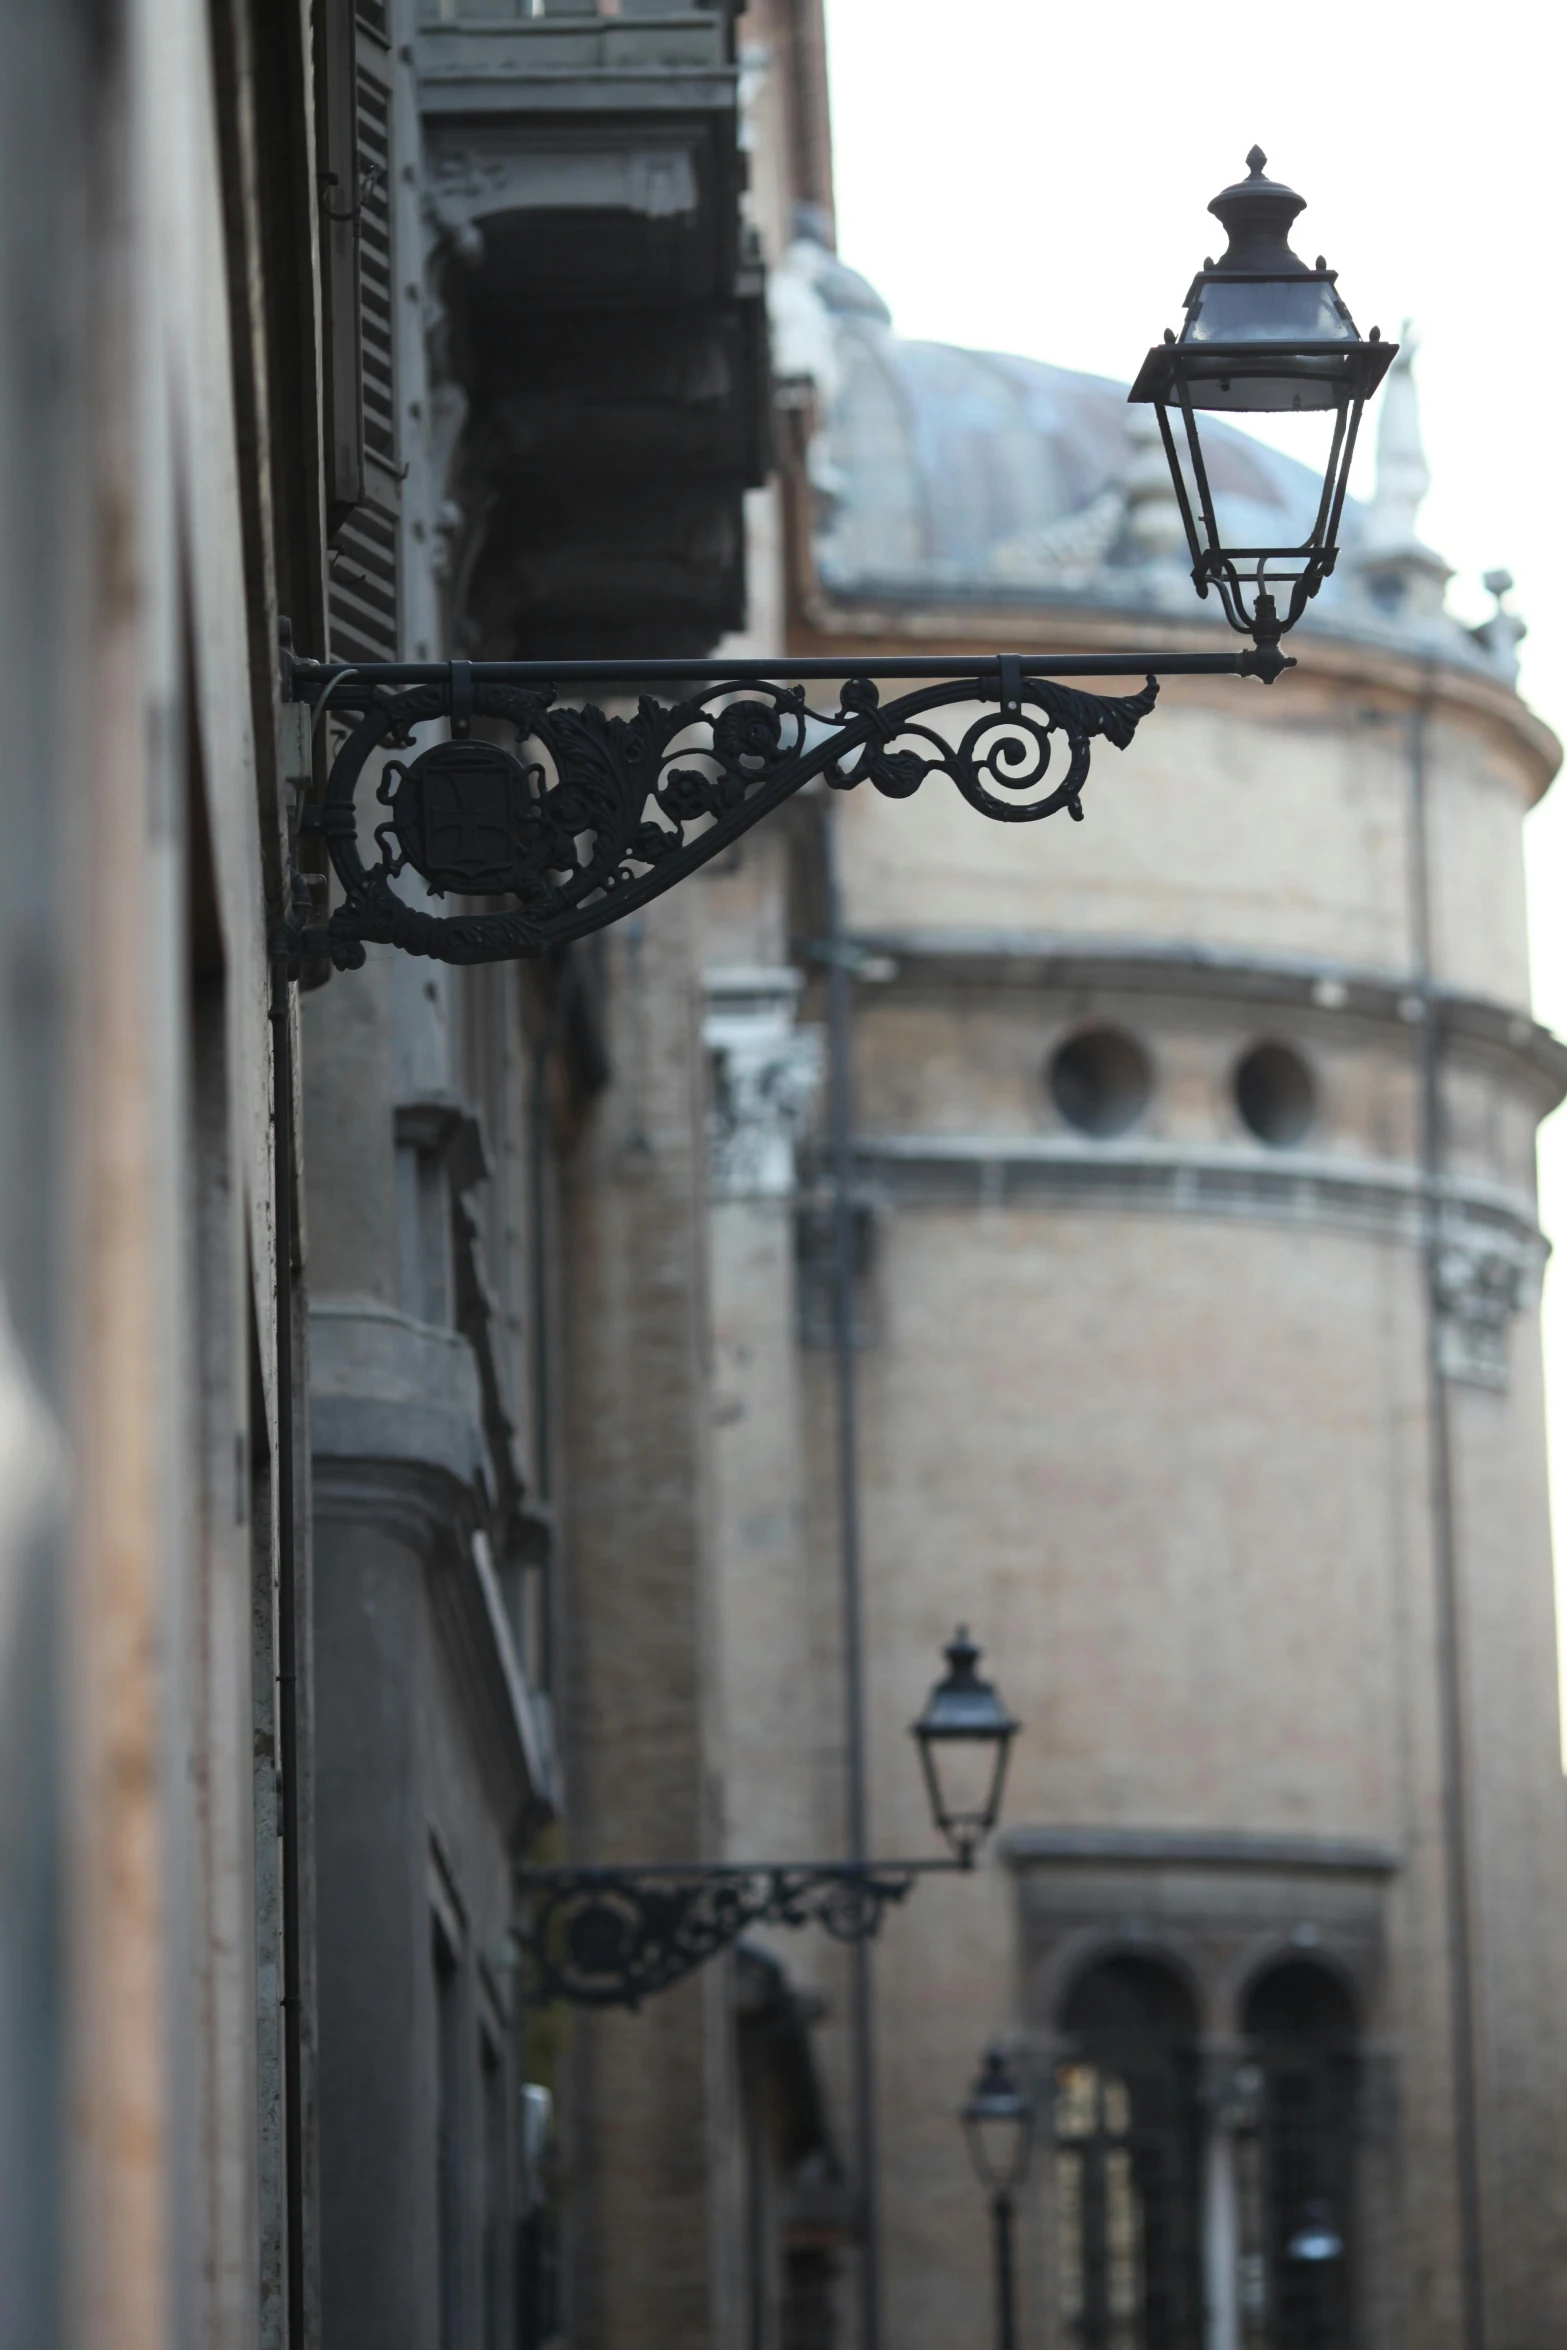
(844, 930, 1567, 1113)
(851, 1130, 1544, 1259)
(1002, 1826, 1400, 1876)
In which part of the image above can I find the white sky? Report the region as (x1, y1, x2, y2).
(823, 0, 1567, 1730)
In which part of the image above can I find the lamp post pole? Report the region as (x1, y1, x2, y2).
(991, 2185, 1019, 2350)
(962, 2047, 1035, 2350)
(823, 802, 882, 2350)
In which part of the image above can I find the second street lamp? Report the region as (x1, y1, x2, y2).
(961, 2045, 1036, 2350)
(911, 1628, 1020, 1866)
(516, 1629, 1017, 2008)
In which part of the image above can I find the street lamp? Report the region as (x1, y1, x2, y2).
(278, 153, 1395, 977)
(961, 2045, 1036, 2350)
(1129, 147, 1397, 661)
(911, 1627, 1020, 1866)
(1286, 2198, 1345, 2264)
(517, 1629, 1017, 2007)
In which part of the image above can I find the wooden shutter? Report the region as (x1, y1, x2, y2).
(320, 0, 400, 663)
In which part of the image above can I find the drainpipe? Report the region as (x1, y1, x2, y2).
(270, 948, 308, 2350)
(529, 1011, 558, 1693)
(822, 804, 882, 2350)
(1405, 674, 1486, 2350)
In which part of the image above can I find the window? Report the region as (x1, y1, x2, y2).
(1233, 1042, 1315, 1148)
(1237, 1962, 1357, 2350)
(1048, 1028, 1153, 1138)
(1055, 1958, 1202, 2350)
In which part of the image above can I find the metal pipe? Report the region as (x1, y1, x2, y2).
(269, 948, 307, 2350)
(993, 2192, 1017, 2350)
(528, 1015, 556, 1691)
(823, 803, 882, 2350)
(516, 1856, 967, 1882)
(1405, 679, 1486, 2349)
(290, 649, 1278, 695)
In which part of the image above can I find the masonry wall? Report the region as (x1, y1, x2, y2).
(696, 638, 1567, 2349)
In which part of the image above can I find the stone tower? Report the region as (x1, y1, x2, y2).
(701, 241, 1567, 2348)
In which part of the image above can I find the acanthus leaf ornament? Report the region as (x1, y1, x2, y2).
(300, 664, 1163, 969)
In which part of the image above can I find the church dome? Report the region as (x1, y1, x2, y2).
(771, 233, 1521, 679)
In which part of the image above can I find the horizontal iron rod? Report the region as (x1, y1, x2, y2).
(291, 651, 1273, 692)
(516, 1856, 970, 1879)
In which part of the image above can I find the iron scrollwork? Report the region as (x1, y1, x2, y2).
(301, 666, 1159, 970)
(517, 1862, 921, 2009)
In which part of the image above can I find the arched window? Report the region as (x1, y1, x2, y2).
(1237, 1961, 1357, 2350)
(1055, 1957, 1202, 2349)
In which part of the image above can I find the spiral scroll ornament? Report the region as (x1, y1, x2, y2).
(304, 669, 1159, 969)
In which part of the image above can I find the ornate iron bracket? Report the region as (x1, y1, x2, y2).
(285, 647, 1287, 972)
(516, 1857, 964, 2009)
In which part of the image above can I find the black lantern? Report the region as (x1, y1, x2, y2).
(962, 2045, 1035, 2350)
(961, 2044, 1035, 2197)
(1286, 2198, 1345, 2264)
(911, 1627, 1019, 1865)
(1130, 148, 1397, 664)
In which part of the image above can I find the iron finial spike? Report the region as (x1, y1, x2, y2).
(1247, 144, 1267, 176)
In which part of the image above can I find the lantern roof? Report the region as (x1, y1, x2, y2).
(1205, 146, 1310, 273)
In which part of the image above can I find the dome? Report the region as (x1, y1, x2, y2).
(771, 237, 1520, 678)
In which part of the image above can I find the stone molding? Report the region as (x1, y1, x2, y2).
(426, 126, 702, 239)
(1002, 1827, 1400, 1875)
(1007, 1825, 1394, 2039)
(415, 19, 736, 125)
(310, 1302, 557, 1832)
(854, 1129, 1544, 1261)
(310, 1297, 491, 1500)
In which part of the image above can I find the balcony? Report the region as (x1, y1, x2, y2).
(418, 0, 768, 652)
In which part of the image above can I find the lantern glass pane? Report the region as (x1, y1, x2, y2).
(965, 2108, 1030, 2192)
(1178, 342, 1359, 414)
(1186, 276, 1355, 346)
(924, 1731, 1006, 1839)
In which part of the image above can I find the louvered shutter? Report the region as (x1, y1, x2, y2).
(320, 0, 400, 665)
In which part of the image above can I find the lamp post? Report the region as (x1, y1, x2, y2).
(1286, 2198, 1345, 2266)
(961, 2045, 1036, 2350)
(277, 154, 1392, 978)
(911, 1628, 1020, 1866)
(516, 1628, 1017, 2006)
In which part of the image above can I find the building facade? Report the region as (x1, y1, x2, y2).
(0, 1, 823, 2347)
(3, 6, 1565, 2350)
(695, 239, 1567, 2349)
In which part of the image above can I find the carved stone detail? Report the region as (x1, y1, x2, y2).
(704, 969, 821, 1200)
(1434, 1215, 1539, 1392)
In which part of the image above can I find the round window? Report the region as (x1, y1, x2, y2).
(1047, 1027, 1152, 1138)
(1234, 1040, 1315, 1147)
